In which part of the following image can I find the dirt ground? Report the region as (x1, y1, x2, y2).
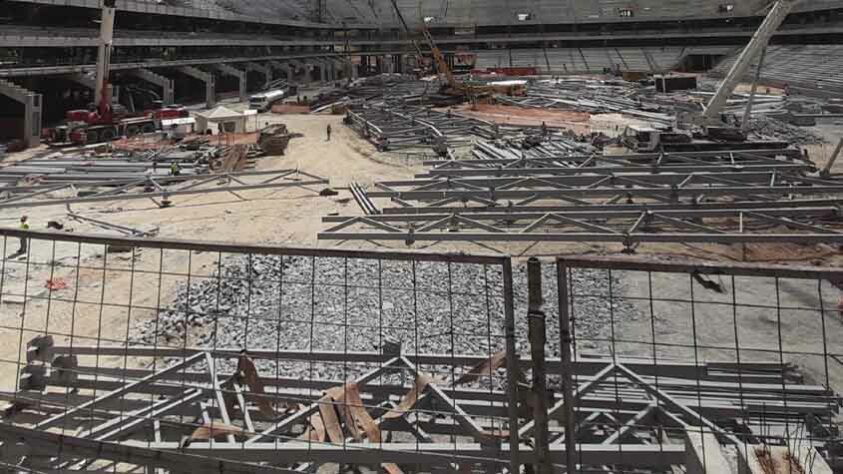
(0, 98, 840, 395)
(0, 112, 421, 388)
(452, 103, 591, 130)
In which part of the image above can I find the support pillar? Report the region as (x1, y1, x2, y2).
(62, 73, 114, 105)
(212, 64, 247, 102)
(0, 79, 42, 148)
(326, 59, 337, 82)
(245, 62, 273, 89)
(316, 59, 328, 82)
(125, 68, 175, 105)
(348, 57, 358, 79)
(268, 61, 292, 82)
(331, 58, 345, 80)
(291, 60, 313, 84)
(177, 66, 215, 109)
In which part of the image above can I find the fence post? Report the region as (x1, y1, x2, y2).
(527, 258, 552, 474)
(502, 258, 521, 472)
(557, 260, 578, 473)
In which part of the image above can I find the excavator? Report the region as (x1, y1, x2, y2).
(389, 0, 524, 101)
(623, 0, 801, 152)
(47, 0, 186, 145)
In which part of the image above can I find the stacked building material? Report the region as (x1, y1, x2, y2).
(319, 146, 843, 248)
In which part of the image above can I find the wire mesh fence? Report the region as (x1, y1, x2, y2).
(555, 257, 843, 473)
(0, 229, 841, 473)
(0, 230, 519, 473)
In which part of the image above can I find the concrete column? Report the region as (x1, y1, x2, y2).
(331, 59, 346, 80)
(267, 61, 289, 82)
(348, 57, 358, 79)
(23, 90, 42, 149)
(326, 59, 337, 82)
(125, 68, 175, 105)
(0, 79, 42, 148)
(212, 64, 248, 102)
(61, 73, 115, 105)
(177, 66, 215, 109)
(316, 59, 328, 82)
(291, 60, 312, 84)
(246, 62, 273, 89)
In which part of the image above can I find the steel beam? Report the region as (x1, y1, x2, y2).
(35, 353, 205, 430)
(61, 72, 97, 90)
(289, 59, 312, 84)
(212, 63, 248, 102)
(246, 62, 273, 89)
(704, 0, 800, 120)
(364, 184, 843, 201)
(0, 78, 42, 148)
(124, 68, 175, 105)
(176, 66, 216, 108)
(269, 60, 293, 82)
(0, 170, 329, 210)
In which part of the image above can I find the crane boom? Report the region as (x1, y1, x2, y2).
(94, 0, 117, 120)
(388, 0, 431, 73)
(420, 25, 457, 89)
(703, 0, 800, 120)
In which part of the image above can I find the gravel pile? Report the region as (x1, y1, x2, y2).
(746, 116, 826, 145)
(131, 255, 641, 380)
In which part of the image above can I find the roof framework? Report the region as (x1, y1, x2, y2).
(319, 149, 843, 247)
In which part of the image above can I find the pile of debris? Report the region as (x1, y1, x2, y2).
(256, 124, 303, 156)
(745, 116, 826, 145)
(130, 253, 635, 375)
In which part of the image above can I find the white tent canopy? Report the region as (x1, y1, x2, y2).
(195, 106, 247, 134)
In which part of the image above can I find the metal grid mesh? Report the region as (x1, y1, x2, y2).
(556, 257, 843, 473)
(0, 229, 841, 473)
(0, 231, 518, 472)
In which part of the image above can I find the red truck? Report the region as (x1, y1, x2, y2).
(46, 105, 189, 145)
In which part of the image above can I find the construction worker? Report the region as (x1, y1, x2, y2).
(18, 215, 29, 254)
(170, 161, 181, 176)
(541, 121, 549, 137)
(326, 124, 332, 141)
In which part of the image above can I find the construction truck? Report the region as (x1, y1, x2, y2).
(624, 0, 802, 153)
(47, 104, 188, 145)
(45, 0, 186, 145)
(621, 125, 691, 153)
(419, 22, 524, 99)
(622, 123, 788, 153)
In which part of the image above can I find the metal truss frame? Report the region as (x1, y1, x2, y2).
(320, 142, 843, 246)
(320, 206, 843, 246)
(0, 232, 838, 472)
(345, 105, 502, 152)
(2, 342, 835, 472)
(422, 148, 814, 177)
(0, 169, 329, 210)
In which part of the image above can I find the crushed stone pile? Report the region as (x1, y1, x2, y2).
(132, 254, 641, 381)
(746, 116, 826, 146)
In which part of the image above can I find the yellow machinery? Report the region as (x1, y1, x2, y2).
(389, 0, 524, 99)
